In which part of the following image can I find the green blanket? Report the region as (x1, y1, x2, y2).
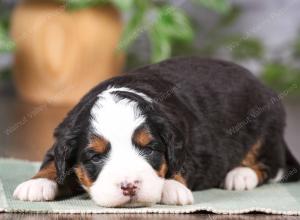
(0, 158, 299, 215)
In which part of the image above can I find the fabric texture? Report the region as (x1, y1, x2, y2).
(0, 158, 299, 215)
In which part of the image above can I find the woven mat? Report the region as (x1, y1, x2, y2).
(0, 158, 300, 215)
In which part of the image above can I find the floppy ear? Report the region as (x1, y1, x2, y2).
(53, 129, 79, 185)
(149, 107, 186, 178)
(160, 121, 186, 177)
(53, 95, 98, 184)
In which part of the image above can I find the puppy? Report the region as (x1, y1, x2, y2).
(13, 57, 300, 207)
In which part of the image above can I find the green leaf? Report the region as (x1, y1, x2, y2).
(62, 0, 109, 10)
(149, 27, 171, 63)
(261, 63, 300, 93)
(0, 68, 11, 81)
(155, 6, 194, 42)
(193, 0, 230, 13)
(0, 23, 15, 53)
(111, 0, 134, 11)
(218, 6, 241, 27)
(146, 6, 194, 62)
(228, 37, 264, 60)
(0, 11, 14, 53)
(293, 36, 300, 58)
(262, 63, 286, 83)
(117, 0, 148, 51)
(60, 0, 134, 10)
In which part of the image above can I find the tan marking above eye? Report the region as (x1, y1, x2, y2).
(89, 135, 109, 153)
(133, 128, 153, 147)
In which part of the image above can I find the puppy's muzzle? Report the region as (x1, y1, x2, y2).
(120, 180, 140, 197)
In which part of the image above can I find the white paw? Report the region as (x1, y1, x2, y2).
(225, 167, 258, 191)
(13, 178, 58, 201)
(161, 179, 194, 205)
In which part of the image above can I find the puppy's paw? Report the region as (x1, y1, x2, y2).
(13, 178, 58, 201)
(161, 179, 194, 205)
(225, 167, 258, 191)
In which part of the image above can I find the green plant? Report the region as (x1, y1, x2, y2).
(181, 4, 298, 95)
(0, 68, 11, 81)
(230, 37, 264, 60)
(259, 33, 300, 95)
(0, 7, 15, 53)
(59, 0, 230, 62)
(176, 6, 265, 60)
(293, 35, 300, 58)
(261, 63, 300, 94)
(0, 0, 230, 60)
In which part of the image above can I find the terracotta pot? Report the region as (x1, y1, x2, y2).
(11, 0, 125, 105)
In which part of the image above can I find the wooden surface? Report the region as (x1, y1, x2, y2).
(1, 213, 300, 220)
(0, 86, 299, 219)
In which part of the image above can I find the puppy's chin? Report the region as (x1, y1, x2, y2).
(90, 193, 161, 208)
(89, 177, 164, 208)
(90, 186, 163, 208)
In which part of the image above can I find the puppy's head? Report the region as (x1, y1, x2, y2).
(58, 87, 184, 207)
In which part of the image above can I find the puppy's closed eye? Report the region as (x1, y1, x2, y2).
(80, 147, 108, 163)
(90, 153, 106, 163)
(141, 147, 154, 156)
(144, 141, 164, 153)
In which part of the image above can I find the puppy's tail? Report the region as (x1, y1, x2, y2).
(282, 141, 300, 182)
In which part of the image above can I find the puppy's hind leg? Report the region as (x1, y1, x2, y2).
(225, 139, 269, 191)
(224, 167, 260, 191)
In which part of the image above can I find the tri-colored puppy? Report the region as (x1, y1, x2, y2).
(13, 57, 300, 207)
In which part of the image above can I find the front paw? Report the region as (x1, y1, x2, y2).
(13, 178, 58, 201)
(161, 179, 194, 205)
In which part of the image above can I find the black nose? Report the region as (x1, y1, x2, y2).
(120, 182, 138, 197)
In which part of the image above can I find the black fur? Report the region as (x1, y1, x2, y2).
(40, 57, 300, 192)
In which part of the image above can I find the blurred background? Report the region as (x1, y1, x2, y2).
(0, 0, 299, 162)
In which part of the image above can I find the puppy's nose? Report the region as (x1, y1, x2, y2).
(120, 181, 139, 197)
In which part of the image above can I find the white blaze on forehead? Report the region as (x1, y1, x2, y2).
(90, 87, 147, 142)
(105, 87, 152, 103)
(89, 87, 164, 207)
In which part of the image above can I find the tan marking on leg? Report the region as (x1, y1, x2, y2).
(33, 161, 57, 181)
(157, 161, 168, 178)
(241, 139, 267, 183)
(75, 165, 93, 188)
(173, 173, 187, 186)
(251, 163, 268, 183)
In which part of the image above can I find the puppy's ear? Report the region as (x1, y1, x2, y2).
(161, 123, 185, 177)
(151, 110, 186, 177)
(53, 95, 98, 184)
(53, 132, 79, 185)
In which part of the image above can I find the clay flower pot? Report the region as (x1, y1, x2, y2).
(11, 0, 125, 105)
